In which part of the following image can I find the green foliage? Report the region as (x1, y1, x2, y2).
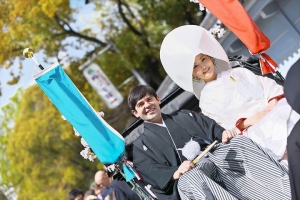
(0, 0, 204, 89)
(94, 0, 204, 87)
(0, 0, 71, 67)
(0, 88, 23, 185)
(3, 85, 99, 199)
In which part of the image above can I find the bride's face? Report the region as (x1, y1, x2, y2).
(192, 54, 217, 82)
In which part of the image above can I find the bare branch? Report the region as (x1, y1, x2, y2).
(121, 0, 146, 35)
(117, 0, 150, 47)
(54, 13, 107, 47)
(117, 0, 142, 36)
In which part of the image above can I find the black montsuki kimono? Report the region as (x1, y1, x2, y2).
(132, 110, 224, 200)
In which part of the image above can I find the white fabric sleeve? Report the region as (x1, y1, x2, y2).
(239, 68, 283, 102)
(200, 99, 236, 130)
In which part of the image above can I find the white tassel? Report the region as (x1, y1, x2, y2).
(180, 139, 201, 160)
(97, 111, 105, 118)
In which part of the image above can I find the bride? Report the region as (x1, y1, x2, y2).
(160, 25, 299, 164)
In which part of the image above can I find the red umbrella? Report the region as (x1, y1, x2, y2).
(199, 0, 277, 75)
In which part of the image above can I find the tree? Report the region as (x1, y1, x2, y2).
(3, 84, 101, 199)
(0, 88, 23, 187)
(93, 0, 205, 87)
(0, 0, 204, 94)
(0, 190, 8, 200)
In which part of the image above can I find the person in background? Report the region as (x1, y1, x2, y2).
(84, 189, 98, 200)
(91, 181, 104, 200)
(94, 170, 141, 200)
(69, 188, 84, 200)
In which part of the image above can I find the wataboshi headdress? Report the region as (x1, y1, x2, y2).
(160, 25, 231, 99)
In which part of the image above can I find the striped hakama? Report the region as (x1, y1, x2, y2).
(178, 136, 290, 200)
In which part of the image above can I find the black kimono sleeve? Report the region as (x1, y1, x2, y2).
(180, 110, 224, 142)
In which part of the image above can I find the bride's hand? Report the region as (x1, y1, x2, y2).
(244, 110, 268, 127)
(264, 98, 278, 112)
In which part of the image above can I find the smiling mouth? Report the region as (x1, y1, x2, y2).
(203, 67, 210, 75)
(146, 107, 155, 114)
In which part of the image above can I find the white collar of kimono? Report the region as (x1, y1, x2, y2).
(144, 119, 166, 127)
(160, 25, 231, 99)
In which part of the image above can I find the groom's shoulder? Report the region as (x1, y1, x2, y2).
(168, 109, 198, 119)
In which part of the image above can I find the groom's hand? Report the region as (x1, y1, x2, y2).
(222, 129, 238, 143)
(173, 161, 195, 180)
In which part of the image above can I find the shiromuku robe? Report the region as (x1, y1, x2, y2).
(200, 67, 299, 160)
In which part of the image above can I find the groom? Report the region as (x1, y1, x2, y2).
(128, 85, 290, 200)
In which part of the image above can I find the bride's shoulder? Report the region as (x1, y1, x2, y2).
(231, 67, 251, 74)
(219, 69, 233, 76)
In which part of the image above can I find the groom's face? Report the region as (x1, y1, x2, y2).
(132, 94, 162, 124)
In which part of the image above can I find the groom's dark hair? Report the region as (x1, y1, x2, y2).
(128, 85, 158, 110)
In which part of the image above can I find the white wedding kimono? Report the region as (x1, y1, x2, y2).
(200, 67, 299, 161)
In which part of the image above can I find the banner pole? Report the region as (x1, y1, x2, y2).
(78, 43, 113, 71)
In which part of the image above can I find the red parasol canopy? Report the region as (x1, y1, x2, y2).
(199, 0, 277, 74)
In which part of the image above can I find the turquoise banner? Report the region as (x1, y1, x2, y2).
(34, 63, 125, 164)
